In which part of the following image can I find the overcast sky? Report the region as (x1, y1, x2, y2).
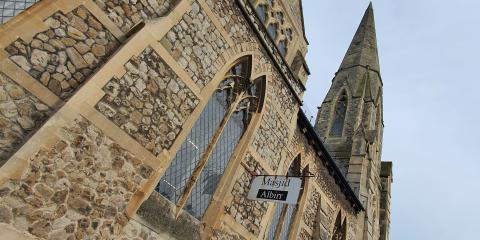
(302, 0, 480, 239)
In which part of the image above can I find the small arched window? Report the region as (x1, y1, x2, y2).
(156, 57, 265, 219)
(285, 28, 293, 41)
(278, 40, 287, 56)
(332, 211, 347, 240)
(256, 4, 268, 23)
(266, 156, 304, 240)
(275, 12, 284, 24)
(330, 90, 348, 137)
(267, 23, 278, 40)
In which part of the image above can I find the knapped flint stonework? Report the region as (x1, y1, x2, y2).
(161, 2, 229, 88)
(303, 188, 320, 230)
(96, 47, 199, 156)
(226, 153, 268, 236)
(299, 228, 313, 240)
(0, 118, 153, 239)
(0, 72, 52, 166)
(272, 72, 296, 121)
(251, 107, 290, 171)
(94, 0, 178, 33)
(5, 6, 119, 100)
(205, 0, 256, 44)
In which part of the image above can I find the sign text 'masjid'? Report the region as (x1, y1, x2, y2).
(247, 176, 302, 204)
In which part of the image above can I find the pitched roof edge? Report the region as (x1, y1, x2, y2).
(297, 110, 364, 212)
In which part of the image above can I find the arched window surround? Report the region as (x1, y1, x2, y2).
(265, 154, 309, 240)
(329, 88, 350, 137)
(155, 55, 267, 219)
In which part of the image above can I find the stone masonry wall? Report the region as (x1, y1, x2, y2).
(161, 1, 229, 88)
(251, 107, 290, 171)
(0, 72, 52, 166)
(271, 72, 296, 121)
(0, 118, 153, 239)
(96, 47, 199, 156)
(303, 188, 320, 230)
(6, 6, 120, 99)
(94, 0, 178, 33)
(225, 153, 268, 236)
(299, 228, 313, 240)
(205, 0, 256, 44)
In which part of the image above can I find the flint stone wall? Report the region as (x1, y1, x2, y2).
(6, 6, 120, 100)
(96, 47, 199, 156)
(0, 72, 52, 166)
(94, 0, 178, 33)
(225, 153, 268, 236)
(0, 118, 153, 239)
(251, 107, 290, 171)
(161, 2, 229, 88)
(205, 0, 256, 44)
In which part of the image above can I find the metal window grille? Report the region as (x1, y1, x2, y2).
(0, 0, 40, 24)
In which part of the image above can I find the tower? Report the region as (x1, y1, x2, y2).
(314, 3, 392, 240)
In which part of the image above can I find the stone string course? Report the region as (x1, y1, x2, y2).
(118, 219, 165, 239)
(94, 0, 178, 33)
(161, 2, 229, 88)
(0, 118, 153, 239)
(205, 0, 256, 44)
(251, 107, 290, 171)
(96, 47, 199, 156)
(0, 72, 52, 166)
(226, 153, 268, 236)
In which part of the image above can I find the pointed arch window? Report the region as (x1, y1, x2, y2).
(267, 23, 278, 40)
(332, 211, 347, 240)
(278, 39, 287, 56)
(330, 90, 348, 137)
(156, 57, 265, 219)
(255, 4, 268, 23)
(266, 156, 305, 240)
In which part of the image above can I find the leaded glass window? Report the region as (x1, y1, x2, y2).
(278, 40, 287, 56)
(156, 57, 264, 219)
(0, 0, 39, 24)
(330, 90, 348, 137)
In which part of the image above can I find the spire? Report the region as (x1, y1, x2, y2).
(339, 2, 380, 72)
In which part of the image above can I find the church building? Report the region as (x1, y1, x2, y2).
(0, 0, 392, 239)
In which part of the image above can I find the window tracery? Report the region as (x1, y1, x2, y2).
(250, 0, 295, 58)
(156, 57, 265, 219)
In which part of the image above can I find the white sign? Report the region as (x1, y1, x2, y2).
(247, 176, 302, 204)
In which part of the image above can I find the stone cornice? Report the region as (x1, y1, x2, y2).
(235, 0, 305, 104)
